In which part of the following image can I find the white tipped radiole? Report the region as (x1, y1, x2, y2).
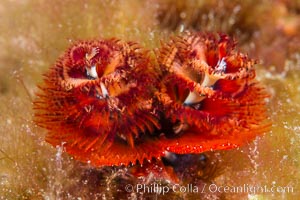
(184, 59, 227, 105)
(184, 90, 205, 105)
(100, 82, 109, 98)
(85, 65, 109, 98)
(86, 65, 99, 79)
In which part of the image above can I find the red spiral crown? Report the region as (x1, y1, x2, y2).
(156, 32, 270, 154)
